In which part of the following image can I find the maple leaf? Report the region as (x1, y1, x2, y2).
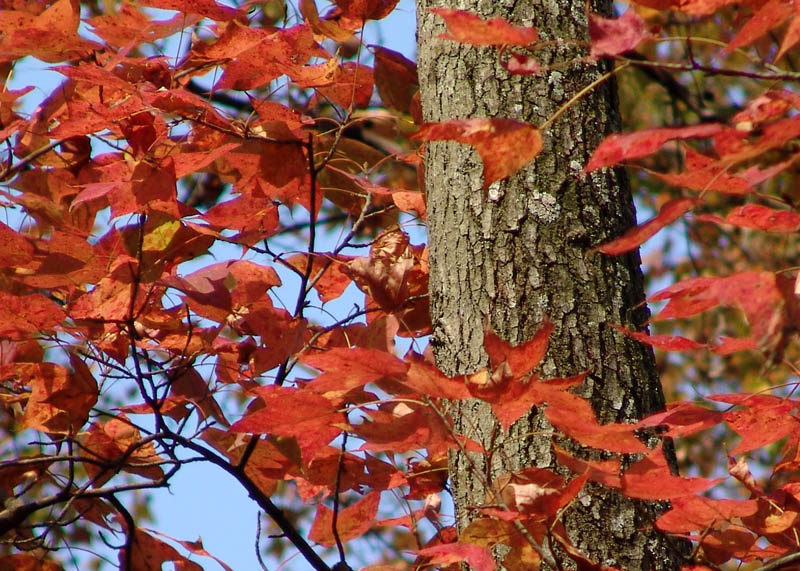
(0, 554, 63, 571)
(711, 394, 800, 455)
(120, 528, 187, 571)
(0, 292, 65, 339)
(137, 0, 242, 21)
(315, 62, 374, 108)
(432, 9, 538, 46)
(413, 118, 542, 188)
(502, 52, 542, 75)
(636, 401, 723, 438)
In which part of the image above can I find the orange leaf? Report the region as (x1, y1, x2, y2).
(413, 118, 542, 188)
(308, 492, 380, 546)
(432, 9, 537, 46)
(594, 197, 700, 255)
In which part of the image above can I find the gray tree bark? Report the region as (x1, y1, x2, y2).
(416, 0, 684, 568)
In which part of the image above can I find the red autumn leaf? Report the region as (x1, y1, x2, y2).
(81, 417, 164, 487)
(373, 47, 418, 112)
(609, 323, 707, 351)
(417, 542, 496, 571)
(554, 446, 622, 488)
(711, 394, 800, 454)
(545, 392, 648, 453)
(778, 11, 800, 60)
(585, 123, 723, 171)
(308, 492, 380, 546)
(636, 402, 723, 438)
(401, 354, 472, 400)
(392, 191, 427, 218)
(594, 197, 700, 255)
(650, 271, 792, 361)
(589, 10, 652, 58)
(201, 428, 291, 495)
(198, 194, 281, 245)
(695, 204, 800, 233)
(474, 373, 585, 431)
(712, 336, 758, 355)
(353, 403, 481, 455)
(622, 448, 723, 500)
(649, 145, 791, 195)
(413, 118, 542, 188)
(0, 0, 101, 63)
(432, 9, 538, 46)
(300, 0, 353, 41)
(724, 0, 794, 54)
(483, 319, 553, 379)
(301, 346, 410, 401)
(229, 386, 343, 460)
(656, 496, 759, 534)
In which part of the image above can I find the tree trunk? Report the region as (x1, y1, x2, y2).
(416, 1, 684, 568)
